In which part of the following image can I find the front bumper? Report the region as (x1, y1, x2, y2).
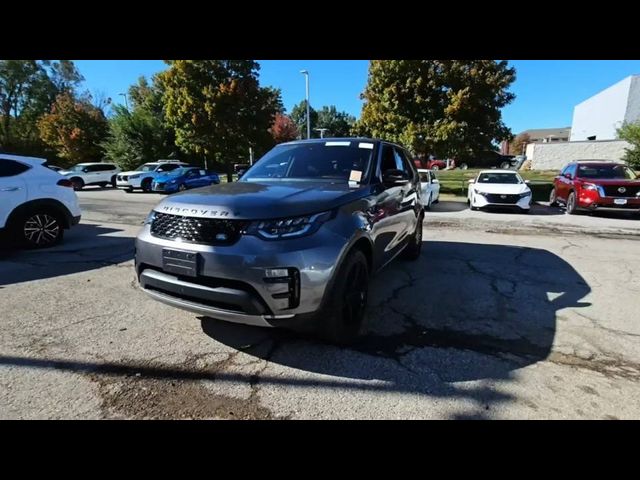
(152, 181, 179, 193)
(577, 192, 640, 211)
(135, 223, 350, 328)
(116, 177, 143, 189)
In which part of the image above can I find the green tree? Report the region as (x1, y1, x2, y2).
(102, 74, 179, 170)
(316, 105, 356, 137)
(37, 92, 109, 167)
(354, 60, 516, 158)
(0, 60, 84, 156)
(160, 60, 281, 181)
(617, 121, 640, 169)
(290, 100, 317, 139)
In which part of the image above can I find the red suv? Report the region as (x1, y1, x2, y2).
(413, 158, 453, 170)
(549, 161, 640, 214)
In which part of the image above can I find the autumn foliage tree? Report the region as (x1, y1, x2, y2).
(270, 112, 299, 143)
(509, 132, 531, 156)
(160, 60, 282, 181)
(37, 92, 109, 167)
(354, 60, 516, 158)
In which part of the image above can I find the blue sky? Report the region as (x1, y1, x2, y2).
(73, 60, 640, 134)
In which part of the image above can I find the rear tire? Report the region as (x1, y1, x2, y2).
(402, 214, 423, 260)
(549, 188, 559, 207)
(566, 191, 578, 215)
(13, 210, 64, 249)
(320, 249, 369, 345)
(459, 163, 468, 170)
(124, 187, 134, 193)
(110, 175, 117, 187)
(431, 165, 439, 171)
(178, 183, 187, 192)
(500, 161, 511, 169)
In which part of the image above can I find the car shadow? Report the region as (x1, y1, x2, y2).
(200, 241, 591, 396)
(0, 223, 135, 286)
(477, 204, 565, 216)
(428, 200, 469, 212)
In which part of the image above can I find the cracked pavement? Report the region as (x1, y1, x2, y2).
(1, 189, 639, 419)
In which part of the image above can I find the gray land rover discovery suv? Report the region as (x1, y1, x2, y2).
(135, 138, 424, 343)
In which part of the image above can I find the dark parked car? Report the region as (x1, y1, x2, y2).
(135, 138, 424, 344)
(457, 151, 517, 170)
(549, 160, 640, 214)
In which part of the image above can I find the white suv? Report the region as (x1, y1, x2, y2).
(116, 160, 190, 193)
(0, 154, 81, 248)
(59, 162, 121, 191)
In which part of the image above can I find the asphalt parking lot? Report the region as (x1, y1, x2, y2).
(1, 187, 640, 419)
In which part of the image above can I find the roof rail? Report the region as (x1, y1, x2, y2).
(157, 159, 183, 163)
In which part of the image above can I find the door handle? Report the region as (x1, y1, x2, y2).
(0, 186, 21, 191)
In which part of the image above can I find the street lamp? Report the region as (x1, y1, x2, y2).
(300, 70, 310, 139)
(119, 92, 129, 110)
(315, 128, 329, 138)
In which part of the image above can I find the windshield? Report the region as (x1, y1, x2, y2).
(577, 164, 636, 180)
(477, 172, 521, 184)
(136, 163, 159, 172)
(67, 165, 86, 172)
(242, 142, 374, 181)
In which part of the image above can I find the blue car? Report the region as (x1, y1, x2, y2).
(152, 167, 220, 193)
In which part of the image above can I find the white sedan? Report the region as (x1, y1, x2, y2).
(467, 170, 532, 213)
(418, 169, 440, 209)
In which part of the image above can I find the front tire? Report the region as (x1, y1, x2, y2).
(15, 211, 64, 249)
(431, 165, 439, 171)
(141, 178, 152, 193)
(424, 193, 432, 211)
(566, 191, 578, 215)
(110, 175, 117, 187)
(402, 213, 423, 260)
(178, 183, 187, 192)
(70, 177, 84, 191)
(500, 161, 511, 169)
(320, 249, 369, 345)
(459, 163, 468, 170)
(549, 188, 559, 207)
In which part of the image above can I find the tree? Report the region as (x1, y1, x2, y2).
(617, 121, 640, 169)
(509, 132, 531, 156)
(160, 60, 281, 181)
(102, 74, 179, 171)
(354, 60, 516, 158)
(37, 92, 109, 167)
(270, 112, 299, 143)
(0, 60, 84, 156)
(290, 100, 317, 139)
(316, 105, 356, 137)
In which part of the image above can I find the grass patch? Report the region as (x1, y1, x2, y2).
(435, 169, 557, 202)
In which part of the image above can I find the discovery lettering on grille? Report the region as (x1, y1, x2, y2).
(162, 205, 232, 217)
(150, 212, 248, 246)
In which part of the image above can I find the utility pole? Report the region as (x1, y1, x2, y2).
(118, 92, 129, 110)
(300, 70, 310, 139)
(249, 146, 254, 165)
(315, 128, 329, 138)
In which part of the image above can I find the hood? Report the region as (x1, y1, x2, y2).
(154, 173, 182, 183)
(473, 183, 530, 195)
(153, 180, 370, 220)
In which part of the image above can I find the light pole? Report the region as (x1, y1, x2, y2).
(315, 128, 329, 138)
(119, 92, 129, 110)
(300, 70, 310, 139)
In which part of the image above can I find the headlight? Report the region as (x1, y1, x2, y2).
(473, 189, 485, 196)
(246, 211, 332, 240)
(129, 174, 141, 179)
(582, 183, 598, 191)
(143, 210, 156, 225)
(169, 179, 177, 184)
(519, 191, 532, 198)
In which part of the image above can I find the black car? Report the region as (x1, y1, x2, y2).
(457, 151, 518, 170)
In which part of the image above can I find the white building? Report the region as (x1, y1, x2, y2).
(570, 74, 640, 141)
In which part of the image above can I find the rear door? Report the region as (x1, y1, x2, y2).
(0, 159, 29, 228)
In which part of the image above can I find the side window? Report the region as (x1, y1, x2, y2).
(0, 160, 30, 177)
(418, 171, 430, 183)
(199, 169, 206, 176)
(159, 164, 179, 172)
(380, 144, 397, 173)
(560, 164, 572, 176)
(101, 164, 116, 171)
(567, 164, 577, 178)
(394, 147, 415, 178)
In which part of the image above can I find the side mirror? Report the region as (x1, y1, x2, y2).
(82, 168, 90, 173)
(432, 178, 439, 184)
(564, 173, 572, 179)
(524, 179, 530, 184)
(382, 169, 409, 187)
(467, 179, 475, 184)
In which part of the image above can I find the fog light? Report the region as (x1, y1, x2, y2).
(265, 268, 289, 278)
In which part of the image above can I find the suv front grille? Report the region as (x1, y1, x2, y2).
(602, 185, 640, 197)
(150, 212, 248, 246)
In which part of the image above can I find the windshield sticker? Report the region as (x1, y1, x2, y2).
(349, 170, 362, 182)
(358, 142, 374, 149)
(325, 141, 351, 146)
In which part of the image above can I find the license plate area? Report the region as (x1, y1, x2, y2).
(614, 198, 627, 205)
(162, 249, 199, 277)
